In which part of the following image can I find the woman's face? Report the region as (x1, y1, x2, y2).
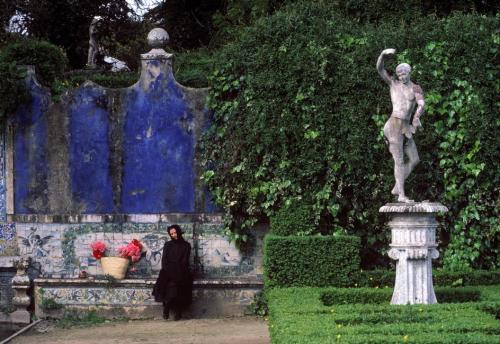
(168, 228, 178, 240)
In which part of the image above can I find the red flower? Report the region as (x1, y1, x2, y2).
(92, 250, 103, 259)
(90, 241, 107, 260)
(117, 239, 144, 263)
(131, 239, 143, 250)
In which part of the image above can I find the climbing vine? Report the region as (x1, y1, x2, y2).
(200, 3, 499, 269)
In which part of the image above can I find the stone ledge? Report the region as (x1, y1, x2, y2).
(34, 277, 263, 288)
(8, 213, 223, 224)
(379, 202, 448, 213)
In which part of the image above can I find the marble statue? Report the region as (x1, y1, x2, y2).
(86, 17, 101, 68)
(377, 49, 425, 203)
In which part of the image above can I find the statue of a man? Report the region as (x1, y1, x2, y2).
(376, 49, 425, 203)
(86, 17, 100, 68)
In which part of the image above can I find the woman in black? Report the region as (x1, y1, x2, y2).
(152, 224, 192, 320)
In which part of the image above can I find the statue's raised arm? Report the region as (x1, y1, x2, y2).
(377, 48, 424, 203)
(376, 48, 396, 85)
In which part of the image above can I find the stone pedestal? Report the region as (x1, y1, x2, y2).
(11, 258, 31, 324)
(379, 202, 447, 305)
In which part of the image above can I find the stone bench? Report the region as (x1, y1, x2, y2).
(34, 277, 263, 319)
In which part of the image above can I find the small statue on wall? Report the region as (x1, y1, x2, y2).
(86, 16, 101, 69)
(376, 48, 425, 203)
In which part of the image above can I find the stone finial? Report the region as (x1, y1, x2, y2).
(147, 28, 170, 49)
(141, 28, 172, 62)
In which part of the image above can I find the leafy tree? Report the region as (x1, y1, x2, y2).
(7, 0, 147, 68)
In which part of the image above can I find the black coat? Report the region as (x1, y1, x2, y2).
(152, 239, 192, 305)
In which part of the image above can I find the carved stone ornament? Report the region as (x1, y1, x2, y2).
(381, 202, 447, 304)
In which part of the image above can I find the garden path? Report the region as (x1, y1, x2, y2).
(10, 316, 270, 344)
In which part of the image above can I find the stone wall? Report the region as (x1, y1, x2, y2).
(0, 29, 264, 321)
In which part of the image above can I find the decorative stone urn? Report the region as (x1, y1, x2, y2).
(379, 201, 448, 304)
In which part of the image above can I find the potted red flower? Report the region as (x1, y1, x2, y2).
(90, 239, 144, 279)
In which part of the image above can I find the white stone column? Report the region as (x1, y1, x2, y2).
(379, 202, 447, 305)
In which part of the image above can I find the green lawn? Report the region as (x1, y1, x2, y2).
(267, 286, 500, 344)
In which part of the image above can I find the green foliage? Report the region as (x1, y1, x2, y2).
(264, 234, 360, 288)
(267, 286, 500, 344)
(320, 287, 481, 306)
(40, 298, 63, 310)
(38, 288, 63, 311)
(0, 38, 68, 86)
(479, 302, 500, 320)
(200, 1, 500, 269)
(0, 39, 69, 115)
(0, 60, 28, 119)
(60, 71, 138, 89)
(11, 0, 144, 68)
(248, 290, 269, 316)
(269, 200, 317, 236)
(331, 0, 498, 23)
(356, 269, 500, 288)
(56, 310, 107, 329)
(175, 49, 215, 88)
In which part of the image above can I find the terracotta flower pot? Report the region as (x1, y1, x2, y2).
(100, 257, 129, 279)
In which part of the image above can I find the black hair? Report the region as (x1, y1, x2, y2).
(167, 224, 183, 239)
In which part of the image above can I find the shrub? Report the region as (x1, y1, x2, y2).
(175, 49, 214, 88)
(478, 302, 500, 320)
(0, 60, 28, 119)
(320, 287, 482, 306)
(200, 1, 499, 269)
(0, 38, 68, 86)
(269, 200, 317, 236)
(62, 71, 138, 89)
(264, 234, 360, 288)
(0, 38, 68, 118)
(356, 269, 500, 288)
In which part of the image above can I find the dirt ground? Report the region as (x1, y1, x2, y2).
(10, 317, 270, 344)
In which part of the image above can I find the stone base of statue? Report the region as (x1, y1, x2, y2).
(379, 201, 448, 305)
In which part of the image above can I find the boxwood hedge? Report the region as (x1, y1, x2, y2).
(264, 234, 360, 288)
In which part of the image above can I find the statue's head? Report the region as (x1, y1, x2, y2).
(395, 63, 411, 84)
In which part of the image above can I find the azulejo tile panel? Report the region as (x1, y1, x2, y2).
(0, 223, 17, 256)
(15, 221, 260, 279)
(38, 286, 156, 306)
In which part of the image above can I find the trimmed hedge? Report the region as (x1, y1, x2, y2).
(320, 287, 482, 306)
(62, 71, 138, 89)
(267, 286, 500, 344)
(269, 200, 317, 236)
(264, 234, 360, 288)
(356, 269, 500, 288)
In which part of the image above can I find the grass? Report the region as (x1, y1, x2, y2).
(267, 285, 500, 344)
(55, 311, 108, 329)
